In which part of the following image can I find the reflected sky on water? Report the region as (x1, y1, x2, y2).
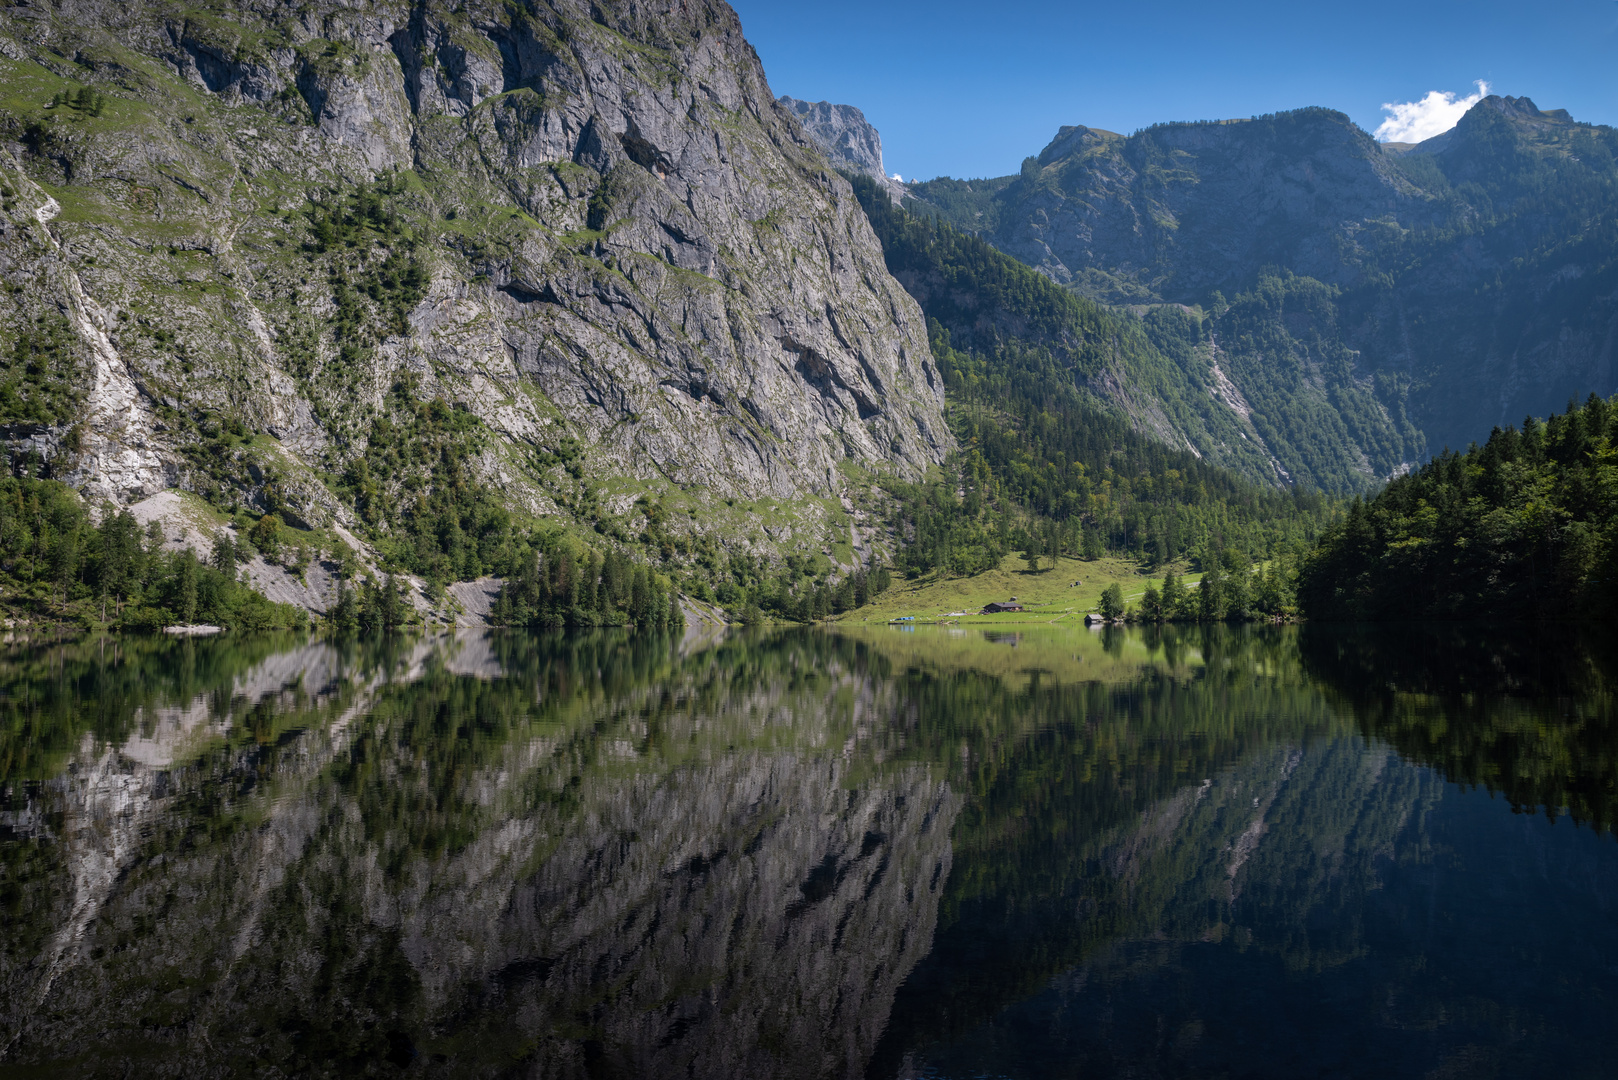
(1, 623, 1615, 1078)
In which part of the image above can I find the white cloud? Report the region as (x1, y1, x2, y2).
(1374, 81, 1491, 143)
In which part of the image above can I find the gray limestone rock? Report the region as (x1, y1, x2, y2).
(0, 0, 951, 601)
(988, 110, 1437, 299)
(913, 97, 1618, 467)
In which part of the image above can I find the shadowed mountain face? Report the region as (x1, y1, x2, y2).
(992, 108, 1429, 300)
(2, 624, 1617, 1077)
(911, 95, 1618, 474)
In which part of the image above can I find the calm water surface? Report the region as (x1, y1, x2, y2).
(1, 624, 1615, 1078)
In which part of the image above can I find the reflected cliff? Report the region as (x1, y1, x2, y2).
(868, 624, 1618, 1080)
(0, 624, 1615, 1078)
(1, 630, 959, 1077)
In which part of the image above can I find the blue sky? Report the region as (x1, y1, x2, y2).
(729, 0, 1618, 181)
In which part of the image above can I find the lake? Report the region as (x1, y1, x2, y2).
(1, 623, 1614, 1078)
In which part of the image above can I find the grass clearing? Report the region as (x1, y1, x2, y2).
(837, 554, 1203, 624)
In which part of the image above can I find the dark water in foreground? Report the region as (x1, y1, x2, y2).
(1, 624, 1615, 1078)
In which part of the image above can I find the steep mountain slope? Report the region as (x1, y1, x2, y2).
(911, 96, 1618, 467)
(0, 0, 948, 597)
(1368, 96, 1618, 453)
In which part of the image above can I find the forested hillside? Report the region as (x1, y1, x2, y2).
(0, 476, 308, 631)
(847, 175, 1334, 581)
(1211, 271, 1425, 487)
(1298, 394, 1618, 620)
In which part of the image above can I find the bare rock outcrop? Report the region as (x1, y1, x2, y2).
(780, 96, 908, 203)
(0, 0, 950, 581)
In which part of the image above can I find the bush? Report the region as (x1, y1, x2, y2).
(249, 513, 283, 558)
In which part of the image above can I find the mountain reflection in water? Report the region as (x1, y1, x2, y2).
(0, 624, 1614, 1078)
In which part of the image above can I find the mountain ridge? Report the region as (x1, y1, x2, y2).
(906, 94, 1618, 478)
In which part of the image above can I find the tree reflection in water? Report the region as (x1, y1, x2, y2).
(0, 624, 1613, 1078)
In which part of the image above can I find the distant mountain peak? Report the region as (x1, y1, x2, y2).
(1481, 94, 1543, 118)
(1410, 93, 1586, 156)
(902, 89, 1618, 494)
(779, 97, 907, 201)
(1036, 125, 1121, 166)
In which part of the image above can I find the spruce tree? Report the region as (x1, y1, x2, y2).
(1141, 582, 1164, 622)
(1198, 562, 1224, 622)
(630, 567, 650, 626)
(1161, 572, 1185, 620)
(176, 550, 199, 623)
(1083, 527, 1104, 561)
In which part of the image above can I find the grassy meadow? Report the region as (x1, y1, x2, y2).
(836, 553, 1203, 625)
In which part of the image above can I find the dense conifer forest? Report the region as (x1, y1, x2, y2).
(1298, 395, 1618, 620)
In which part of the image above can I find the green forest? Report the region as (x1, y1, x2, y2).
(1298, 394, 1618, 620)
(905, 100, 1618, 475)
(849, 168, 1618, 626)
(0, 475, 307, 631)
(849, 177, 1289, 487)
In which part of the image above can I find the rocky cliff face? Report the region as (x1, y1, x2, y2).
(779, 97, 907, 203)
(0, 0, 949, 582)
(1358, 95, 1618, 452)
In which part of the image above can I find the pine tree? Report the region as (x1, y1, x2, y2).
(630, 566, 650, 626)
(1198, 561, 1224, 622)
(1254, 558, 1288, 615)
(331, 578, 358, 633)
(210, 530, 238, 574)
(1082, 526, 1104, 561)
(382, 572, 403, 628)
(176, 550, 199, 623)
